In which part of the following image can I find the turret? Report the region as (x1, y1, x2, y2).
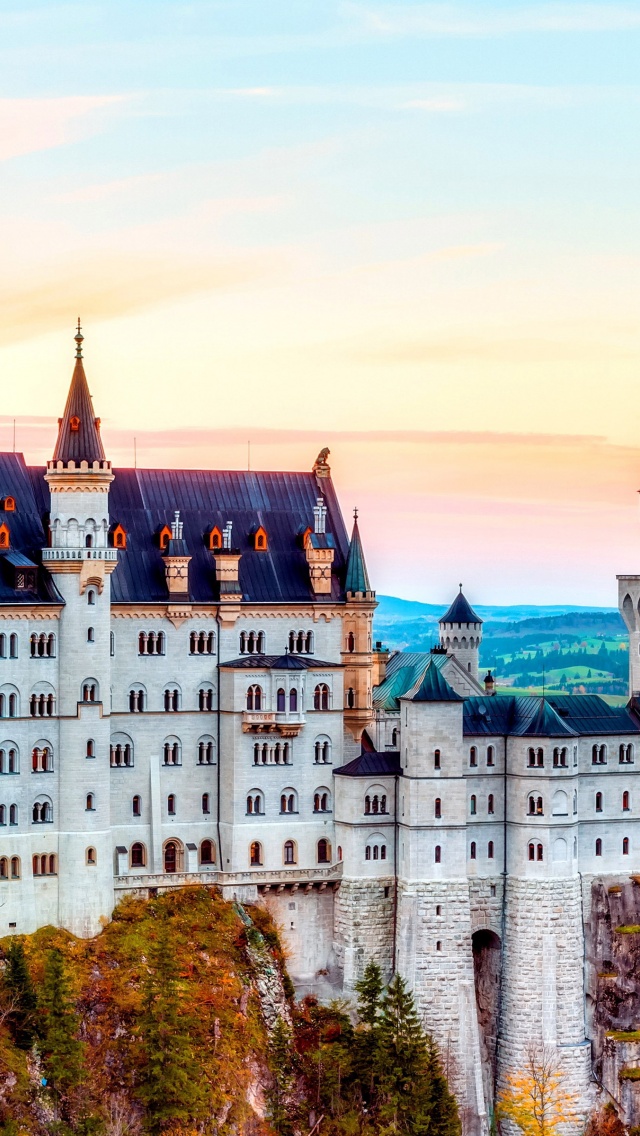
(342, 509, 376, 744)
(438, 585, 483, 681)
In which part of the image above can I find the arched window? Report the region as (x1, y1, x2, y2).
(200, 840, 215, 866)
(131, 842, 146, 868)
(435, 797, 442, 819)
(434, 749, 441, 770)
(82, 681, 98, 702)
(10, 856, 20, 879)
(284, 840, 296, 865)
(110, 736, 134, 767)
(202, 793, 210, 814)
(163, 686, 180, 712)
(87, 589, 95, 605)
(347, 632, 355, 653)
(0, 805, 5, 825)
(313, 789, 331, 813)
(163, 739, 181, 766)
(595, 792, 603, 813)
(623, 837, 630, 855)
(623, 791, 630, 812)
(364, 794, 371, 814)
(470, 746, 477, 767)
(129, 687, 145, 712)
(595, 838, 602, 856)
(392, 728, 398, 747)
(314, 684, 330, 710)
(160, 840, 177, 872)
(86, 793, 95, 811)
(86, 739, 95, 758)
(133, 795, 141, 817)
(528, 843, 535, 861)
(87, 627, 95, 642)
(488, 841, 494, 859)
(198, 737, 216, 765)
(110, 631, 115, 657)
(277, 688, 285, 712)
(528, 747, 535, 767)
(470, 841, 476, 860)
(573, 790, 578, 814)
(528, 796, 536, 816)
(247, 792, 264, 815)
(0, 746, 19, 774)
(198, 685, 214, 711)
(0, 635, 5, 658)
(9, 804, 17, 825)
(250, 841, 262, 866)
(289, 688, 298, 712)
(86, 847, 96, 865)
(470, 795, 476, 815)
(317, 838, 330, 864)
(434, 845, 441, 863)
(346, 687, 355, 709)
(0, 857, 6, 877)
(32, 798, 52, 823)
(246, 685, 262, 711)
(537, 844, 543, 861)
(486, 745, 495, 766)
(314, 736, 332, 764)
(488, 793, 494, 814)
(167, 794, 176, 816)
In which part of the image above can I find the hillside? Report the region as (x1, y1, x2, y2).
(0, 887, 459, 1136)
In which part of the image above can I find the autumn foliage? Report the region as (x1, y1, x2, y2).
(497, 1044, 579, 1136)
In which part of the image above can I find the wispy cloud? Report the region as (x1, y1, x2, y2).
(347, 2, 640, 37)
(0, 95, 128, 162)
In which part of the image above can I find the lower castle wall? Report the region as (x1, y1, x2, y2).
(333, 876, 396, 989)
(260, 887, 338, 996)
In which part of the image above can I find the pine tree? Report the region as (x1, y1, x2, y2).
(136, 917, 206, 1134)
(39, 948, 85, 1115)
(3, 938, 37, 1050)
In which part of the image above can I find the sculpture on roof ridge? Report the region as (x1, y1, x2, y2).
(313, 447, 331, 477)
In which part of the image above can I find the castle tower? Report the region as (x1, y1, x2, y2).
(439, 586, 483, 681)
(342, 510, 376, 751)
(42, 321, 116, 935)
(618, 575, 640, 694)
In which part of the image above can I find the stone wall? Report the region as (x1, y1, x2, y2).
(333, 876, 396, 988)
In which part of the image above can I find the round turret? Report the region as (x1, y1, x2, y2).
(438, 585, 483, 681)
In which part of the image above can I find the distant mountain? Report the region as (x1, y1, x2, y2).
(374, 594, 618, 627)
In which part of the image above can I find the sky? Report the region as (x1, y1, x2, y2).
(2, 1, 640, 606)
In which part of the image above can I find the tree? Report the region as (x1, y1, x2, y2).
(2, 938, 37, 1049)
(39, 947, 86, 1115)
(136, 917, 206, 1134)
(374, 974, 459, 1136)
(497, 1043, 578, 1136)
(353, 960, 384, 1105)
(585, 1104, 626, 1136)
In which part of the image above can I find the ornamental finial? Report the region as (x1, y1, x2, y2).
(353, 506, 359, 523)
(75, 317, 83, 359)
(459, 582, 463, 592)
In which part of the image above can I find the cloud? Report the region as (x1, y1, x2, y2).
(347, 2, 640, 37)
(0, 95, 128, 162)
(347, 332, 640, 364)
(0, 250, 283, 345)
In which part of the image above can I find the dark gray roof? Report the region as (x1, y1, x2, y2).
(345, 516, 372, 595)
(0, 455, 62, 605)
(334, 751, 402, 777)
(28, 464, 351, 604)
(440, 589, 482, 625)
(408, 663, 463, 703)
(463, 695, 640, 738)
(52, 349, 106, 465)
(221, 654, 340, 670)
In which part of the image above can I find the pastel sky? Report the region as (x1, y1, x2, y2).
(2, 2, 640, 606)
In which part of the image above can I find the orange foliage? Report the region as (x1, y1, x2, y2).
(497, 1044, 580, 1136)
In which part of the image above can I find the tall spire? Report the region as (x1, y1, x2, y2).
(52, 320, 106, 465)
(345, 508, 372, 597)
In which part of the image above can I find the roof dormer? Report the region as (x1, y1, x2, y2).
(0, 523, 10, 550)
(157, 524, 172, 551)
(253, 526, 268, 552)
(1, 497, 15, 512)
(110, 523, 127, 550)
(207, 525, 223, 550)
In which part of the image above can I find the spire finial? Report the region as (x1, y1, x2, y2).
(353, 506, 358, 523)
(459, 582, 463, 592)
(75, 317, 83, 359)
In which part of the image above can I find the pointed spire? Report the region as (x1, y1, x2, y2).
(52, 320, 106, 465)
(345, 508, 372, 597)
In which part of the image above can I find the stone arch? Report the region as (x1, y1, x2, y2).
(552, 789, 568, 816)
(553, 837, 567, 861)
(623, 593, 635, 631)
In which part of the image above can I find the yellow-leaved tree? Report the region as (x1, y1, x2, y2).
(497, 1043, 579, 1136)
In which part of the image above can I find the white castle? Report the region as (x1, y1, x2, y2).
(1, 326, 640, 1130)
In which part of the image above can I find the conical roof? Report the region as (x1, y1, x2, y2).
(52, 322, 105, 465)
(440, 586, 482, 625)
(345, 512, 371, 595)
(408, 660, 463, 703)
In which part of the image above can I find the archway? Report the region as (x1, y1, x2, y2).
(163, 840, 183, 874)
(472, 929, 501, 1106)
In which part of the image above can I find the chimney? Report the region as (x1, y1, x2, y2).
(372, 641, 390, 686)
(212, 519, 243, 601)
(162, 510, 191, 600)
(484, 670, 495, 696)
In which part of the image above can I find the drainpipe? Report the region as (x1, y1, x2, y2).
(493, 733, 509, 1107)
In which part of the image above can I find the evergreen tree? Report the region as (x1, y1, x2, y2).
(136, 917, 206, 1134)
(39, 948, 85, 1115)
(355, 960, 383, 1028)
(353, 961, 383, 1105)
(3, 938, 37, 1049)
(374, 974, 459, 1136)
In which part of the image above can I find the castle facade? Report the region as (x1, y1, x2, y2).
(2, 328, 640, 1131)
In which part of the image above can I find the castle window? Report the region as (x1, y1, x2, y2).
(110, 631, 115, 657)
(488, 793, 494, 815)
(131, 842, 146, 868)
(347, 632, 355, 653)
(537, 844, 543, 861)
(436, 941, 442, 952)
(32, 798, 53, 823)
(289, 688, 298, 713)
(202, 793, 210, 814)
(163, 740, 181, 766)
(623, 837, 630, 855)
(86, 793, 95, 811)
(314, 684, 330, 711)
(434, 749, 441, 770)
(190, 630, 216, 655)
(86, 847, 96, 865)
(82, 682, 97, 702)
(8, 635, 16, 660)
(198, 685, 214, 711)
(85, 534, 93, 548)
(246, 685, 262, 712)
(0, 747, 19, 774)
(365, 795, 371, 814)
(620, 743, 634, 764)
(10, 856, 20, 879)
(435, 797, 442, 819)
(29, 692, 53, 717)
(33, 854, 56, 876)
(346, 687, 355, 710)
(132, 795, 141, 817)
(110, 740, 133, 767)
(595, 792, 603, 813)
(623, 791, 630, 812)
(392, 728, 398, 747)
(529, 843, 535, 860)
(0, 635, 4, 658)
(0, 857, 6, 877)
(552, 746, 568, 768)
(198, 737, 215, 764)
(208, 526, 222, 550)
(317, 839, 331, 864)
(250, 841, 262, 866)
(247, 792, 264, 815)
(470, 842, 477, 860)
(31, 746, 52, 773)
(163, 686, 180, 711)
(595, 838, 602, 856)
(30, 633, 55, 658)
(487, 745, 495, 766)
(338, 846, 343, 861)
(200, 840, 215, 865)
(536, 748, 544, 767)
(573, 790, 578, 814)
(87, 627, 95, 642)
(470, 746, 477, 767)
(313, 789, 331, 813)
(488, 841, 494, 859)
(527, 748, 535, 767)
(167, 794, 176, 816)
(129, 687, 145, 712)
(139, 631, 166, 656)
(70, 415, 80, 432)
(315, 736, 332, 764)
(9, 804, 17, 825)
(87, 589, 95, 605)
(592, 744, 607, 765)
(434, 845, 441, 863)
(284, 840, 296, 865)
(280, 791, 297, 814)
(470, 795, 476, 816)
(86, 739, 95, 759)
(0, 805, 4, 825)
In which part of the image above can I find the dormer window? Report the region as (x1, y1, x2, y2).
(111, 524, 127, 550)
(158, 524, 172, 551)
(208, 526, 222, 550)
(1, 497, 15, 512)
(0, 524, 9, 549)
(70, 415, 81, 433)
(253, 526, 268, 552)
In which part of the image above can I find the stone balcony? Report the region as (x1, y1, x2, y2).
(42, 547, 118, 562)
(242, 710, 305, 736)
(114, 862, 343, 900)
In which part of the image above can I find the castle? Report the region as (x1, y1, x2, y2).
(2, 326, 640, 1130)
